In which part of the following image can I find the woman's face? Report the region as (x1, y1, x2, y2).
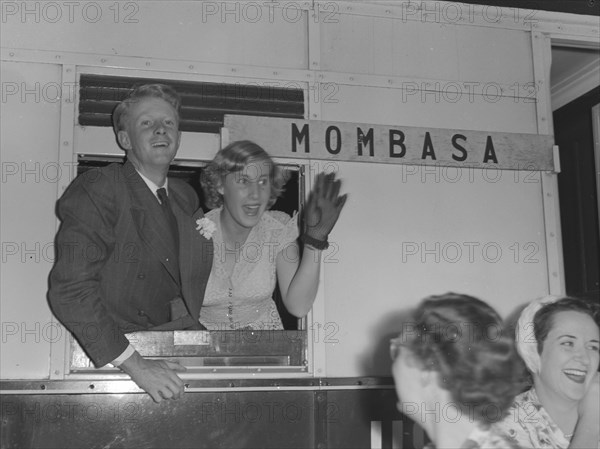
(537, 311, 600, 402)
(219, 159, 272, 231)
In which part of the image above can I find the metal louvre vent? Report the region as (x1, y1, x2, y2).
(78, 74, 305, 133)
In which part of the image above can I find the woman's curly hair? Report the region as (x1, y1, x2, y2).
(403, 293, 525, 425)
(200, 140, 286, 210)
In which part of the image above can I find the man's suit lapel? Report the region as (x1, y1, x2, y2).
(123, 162, 180, 286)
(170, 193, 213, 321)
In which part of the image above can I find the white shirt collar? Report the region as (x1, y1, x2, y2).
(135, 169, 169, 202)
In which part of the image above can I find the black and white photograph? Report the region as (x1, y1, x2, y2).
(1, 1, 599, 447)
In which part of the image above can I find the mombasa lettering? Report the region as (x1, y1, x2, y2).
(291, 123, 499, 164)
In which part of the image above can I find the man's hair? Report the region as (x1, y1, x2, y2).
(112, 84, 181, 134)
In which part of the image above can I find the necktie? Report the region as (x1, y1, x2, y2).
(157, 187, 180, 255)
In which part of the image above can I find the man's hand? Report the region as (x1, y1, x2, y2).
(118, 351, 186, 403)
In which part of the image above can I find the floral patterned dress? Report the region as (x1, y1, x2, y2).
(462, 425, 522, 448)
(199, 207, 299, 330)
(493, 388, 571, 449)
(423, 425, 521, 449)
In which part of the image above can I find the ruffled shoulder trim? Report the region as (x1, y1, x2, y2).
(264, 210, 295, 226)
(204, 207, 299, 248)
(262, 210, 299, 247)
(205, 208, 220, 221)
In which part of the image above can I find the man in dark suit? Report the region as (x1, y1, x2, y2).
(48, 84, 212, 402)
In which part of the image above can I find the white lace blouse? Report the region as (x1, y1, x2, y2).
(199, 207, 299, 330)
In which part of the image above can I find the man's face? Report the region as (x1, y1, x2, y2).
(117, 97, 181, 176)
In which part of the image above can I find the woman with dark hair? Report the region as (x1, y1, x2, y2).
(390, 293, 524, 448)
(198, 140, 346, 330)
(495, 296, 600, 448)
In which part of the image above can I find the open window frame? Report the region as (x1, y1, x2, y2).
(69, 157, 310, 375)
(62, 71, 320, 378)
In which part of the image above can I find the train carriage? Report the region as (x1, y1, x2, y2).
(1, 1, 599, 447)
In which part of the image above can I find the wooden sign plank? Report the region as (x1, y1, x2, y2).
(224, 115, 555, 171)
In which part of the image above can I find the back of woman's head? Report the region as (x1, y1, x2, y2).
(200, 140, 285, 209)
(404, 293, 524, 424)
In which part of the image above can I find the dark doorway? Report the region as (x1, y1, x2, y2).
(553, 86, 600, 301)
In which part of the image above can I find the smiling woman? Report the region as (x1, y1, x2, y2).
(198, 140, 347, 330)
(495, 296, 600, 448)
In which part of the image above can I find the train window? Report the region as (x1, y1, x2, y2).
(70, 156, 308, 374)
(68, 75, 308, 374)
